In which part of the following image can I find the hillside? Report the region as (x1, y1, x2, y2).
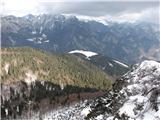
(69, 50, 130, 78)
(1, 47, 114, 119)
(0, 47, 112, 90)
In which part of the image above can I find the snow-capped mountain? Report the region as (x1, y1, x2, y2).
(1, 14, 160, 64)
(27, 60, 160, 120)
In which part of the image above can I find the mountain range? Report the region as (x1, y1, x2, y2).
(1, 14, 160, 64)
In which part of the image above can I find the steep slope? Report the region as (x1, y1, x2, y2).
(1, 47, 112, 119)
(84, 60, 160, 120)
(1, 14, 160, 64)
(30, 60, 160, 120)
(69, 50, 130, 79)
(1, 47, 112, 89)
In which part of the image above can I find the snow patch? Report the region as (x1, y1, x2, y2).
(42, 34, 47, 38)
(95, 115, 104, 120)
(24, 71, 37, 85)
(5, 108, 8, 116)
(102, 66, 106, 70)
(108, 62, 113, 67)
(4, 63, 10, 74)
(44, 40, 49, 43)
(119, 102, 136, 117)
(106, 116, 114, 120)
(81, 107, 91, 116)
(40, 26, 43, 34)
(113, 60, 128, 68)
(69, 50, 98, 58)
(37, 41, 42, 44)
(27, 38, 34, 41)
(60, 83, 64, 90)
(32, 31, 37, 35)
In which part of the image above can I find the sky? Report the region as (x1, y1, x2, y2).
(1, 0, 159, 23)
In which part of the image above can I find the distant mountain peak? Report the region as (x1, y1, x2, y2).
(2, 14, 159, 64)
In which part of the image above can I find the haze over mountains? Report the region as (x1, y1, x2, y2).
(1, 3, 160, 119)
(1, 14, 160, 64)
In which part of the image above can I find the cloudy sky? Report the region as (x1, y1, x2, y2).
(1, 0, 159, 23)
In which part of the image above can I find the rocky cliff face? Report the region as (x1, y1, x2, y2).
(84, 60, 160, 120)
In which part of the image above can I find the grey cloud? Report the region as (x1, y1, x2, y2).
(40, 1, 159, 16)
(3, 0, 159, 24)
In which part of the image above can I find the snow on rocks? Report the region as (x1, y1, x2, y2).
(116, 60, 160, 120)
(119, 60, 160, 119)
(95, 115, 104, 120)
(82, 60, 160, 120)
(81, 107, 91, 116)
(119, 102, 136, 118)
(39, 100, 90, 120)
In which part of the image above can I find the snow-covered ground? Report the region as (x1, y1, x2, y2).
(117, 60, 160, 120)
(113, 60, 129, 68)
(69, 50, 98, 58)
(26, 100, 92, 120)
